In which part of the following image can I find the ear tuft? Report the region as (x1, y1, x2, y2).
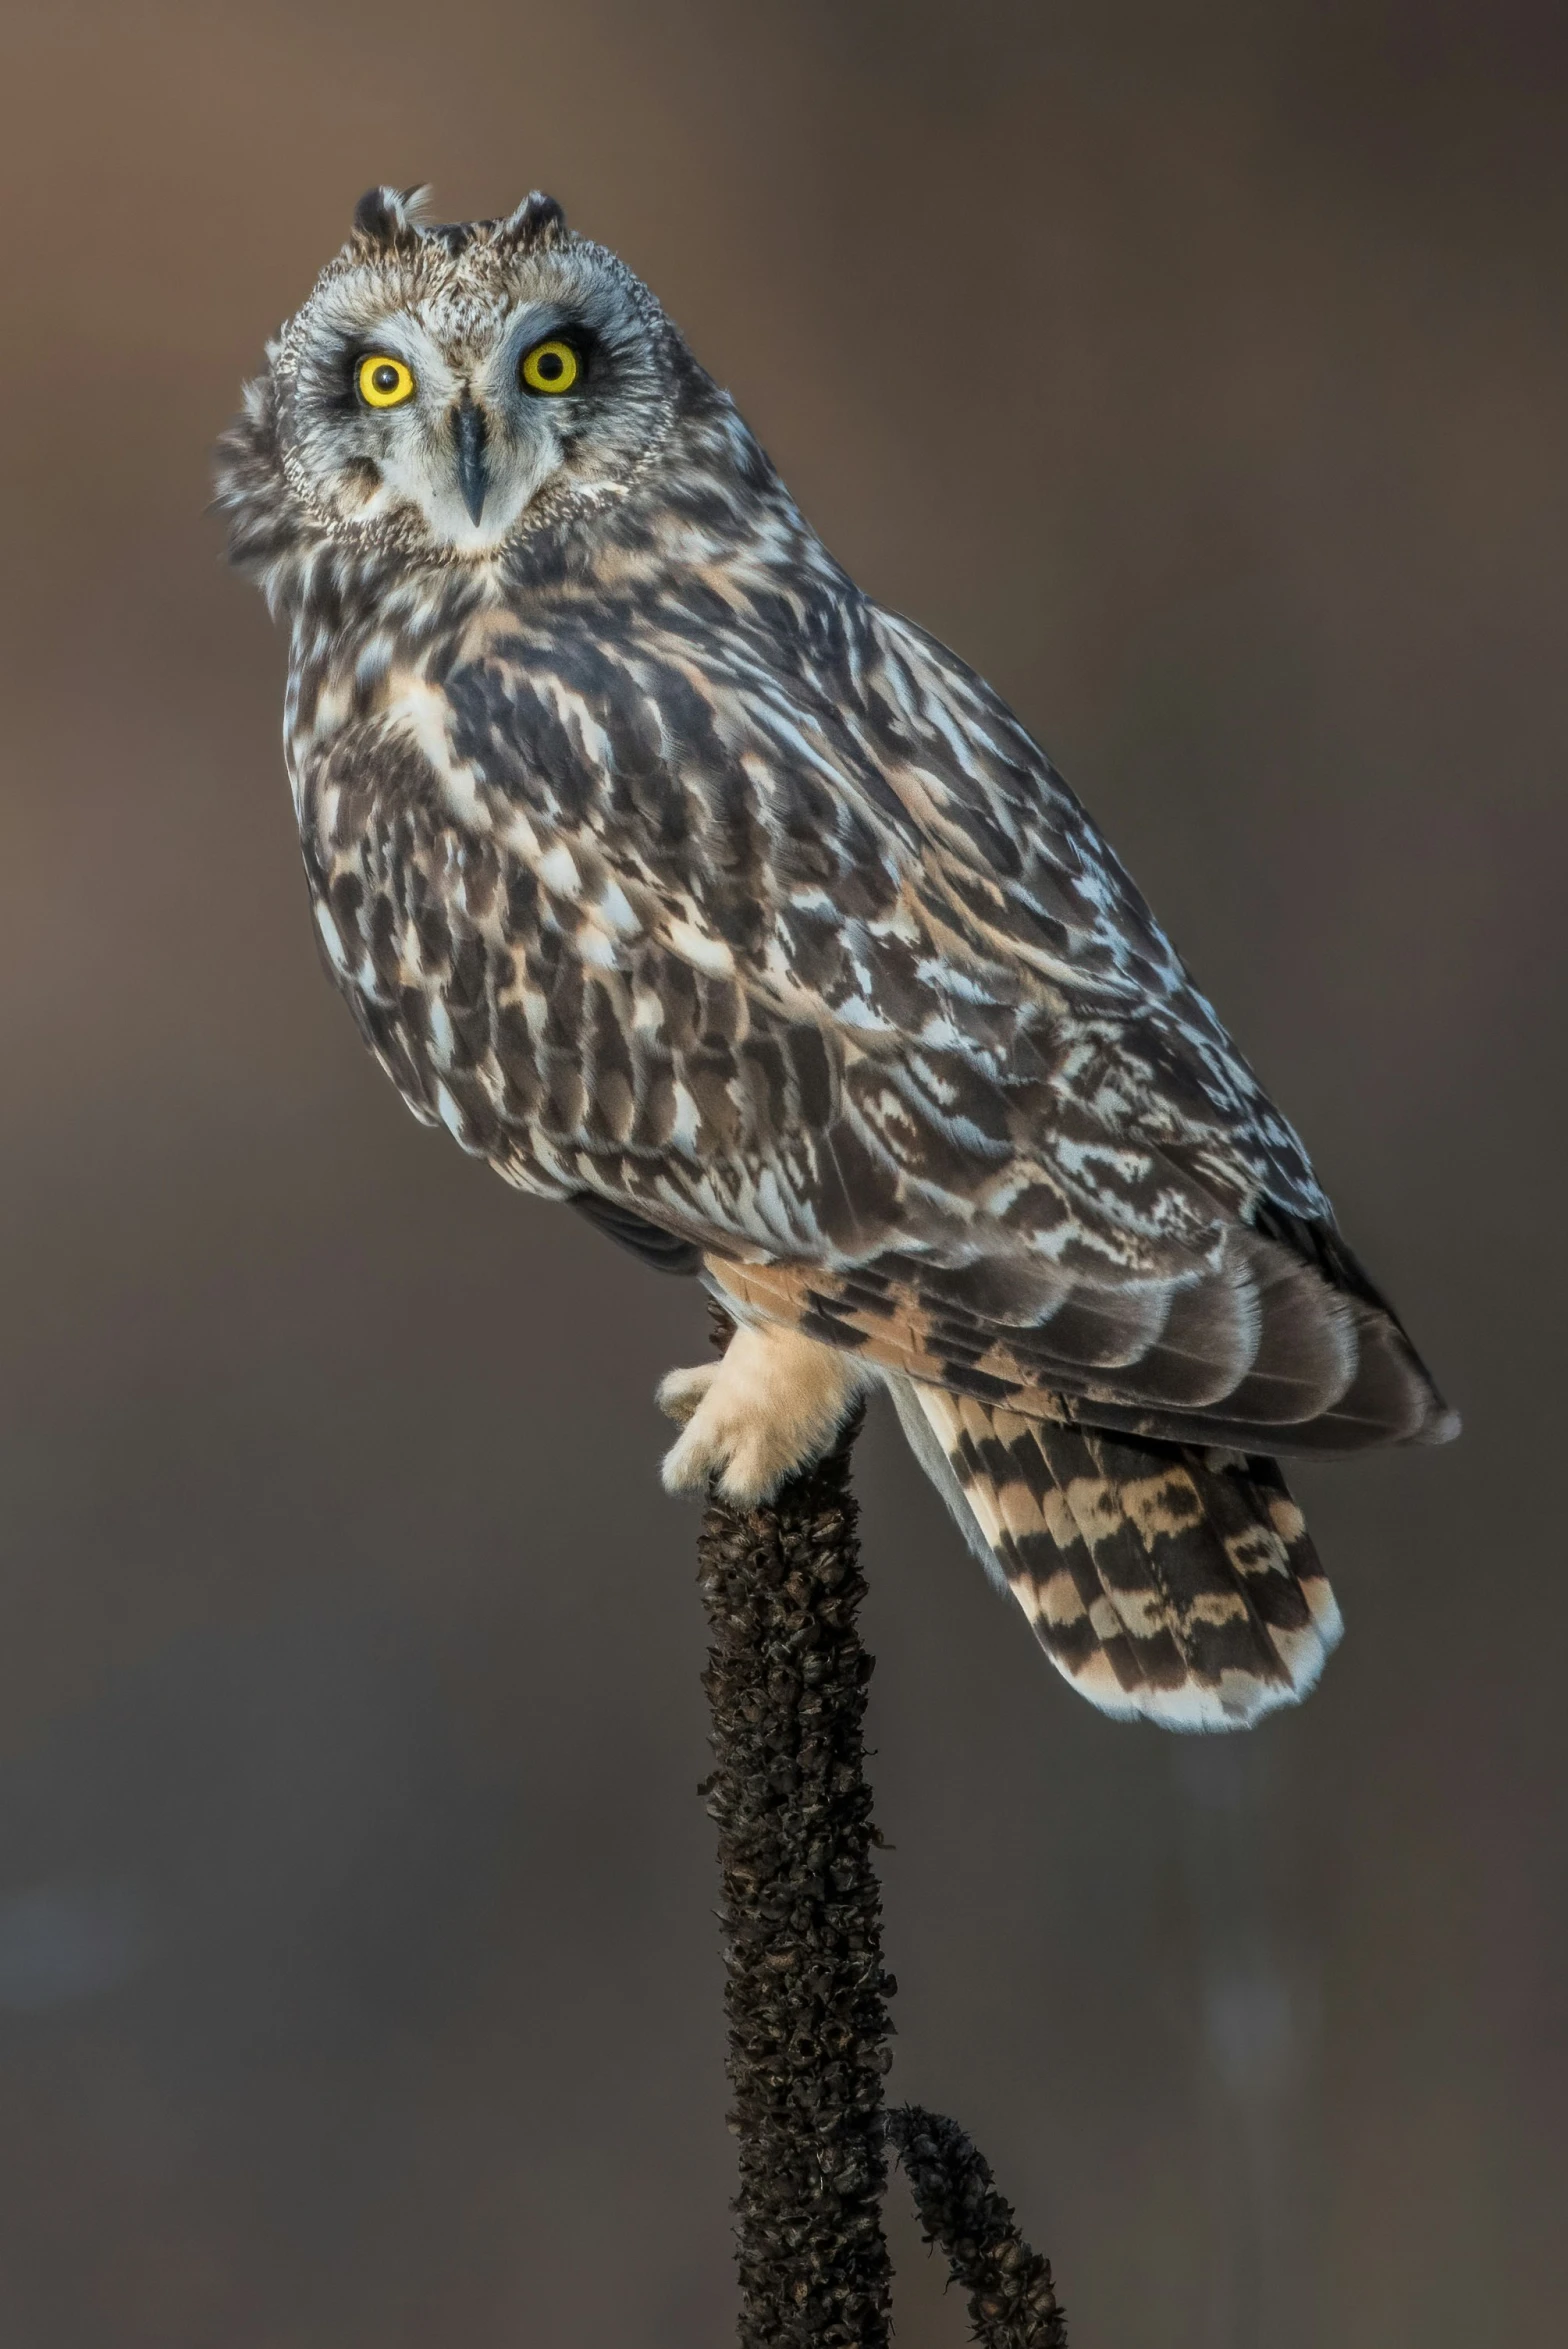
(350, 185, 430, 255)
(494, 191, 567, 254)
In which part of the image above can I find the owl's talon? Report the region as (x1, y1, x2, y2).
(656, 1363, 720, 1425)
(657, 1322, 870, 1505)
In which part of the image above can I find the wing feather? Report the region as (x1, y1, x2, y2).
(300, 562, 1453, 1453)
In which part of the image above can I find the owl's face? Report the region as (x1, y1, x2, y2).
(259, 189, 676, 561)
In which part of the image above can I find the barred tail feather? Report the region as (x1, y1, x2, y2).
(889, 1379, 1342, 1730)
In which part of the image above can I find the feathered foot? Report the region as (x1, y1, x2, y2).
(658, 1320, 872, 1504)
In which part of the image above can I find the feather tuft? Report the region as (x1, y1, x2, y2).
(350, 184, 431, 254)
(493, 190, 567, 253)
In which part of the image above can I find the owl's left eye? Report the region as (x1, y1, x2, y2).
(520, 339, 581, 395)
(357, 354, 416, 409)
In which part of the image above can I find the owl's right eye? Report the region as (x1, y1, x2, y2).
(357, 354, 416, 409)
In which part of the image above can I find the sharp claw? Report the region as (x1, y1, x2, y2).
(656, 1364, 719, 1425)
(655, 1329, 866, 1503)
(716, 1456, 785, 1507)
(661, 1426, 715, 1493)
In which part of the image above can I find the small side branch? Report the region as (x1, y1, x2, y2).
(888, 2105, 1068, 2348)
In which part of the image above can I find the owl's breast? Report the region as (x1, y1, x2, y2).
(290, 655, 589, 1200)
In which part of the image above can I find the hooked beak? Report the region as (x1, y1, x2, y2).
(452, 395, 489, 524)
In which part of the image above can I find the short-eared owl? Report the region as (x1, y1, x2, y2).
(217, 187, 1456, 1730)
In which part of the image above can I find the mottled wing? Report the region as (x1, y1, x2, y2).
(301, 580, 1450, 1453)
(707, 1246, 1444, 1455)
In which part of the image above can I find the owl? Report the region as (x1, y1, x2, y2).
(217, 187, 1456, 1731)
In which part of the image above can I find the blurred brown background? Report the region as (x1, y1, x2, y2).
(0, 2, 1563, 2343)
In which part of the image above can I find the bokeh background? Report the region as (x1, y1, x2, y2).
(0, 3, 1563, 2343)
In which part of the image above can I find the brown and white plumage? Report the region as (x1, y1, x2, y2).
(218, 187, 1456, 1730)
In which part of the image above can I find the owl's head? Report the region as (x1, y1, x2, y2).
(219, 188, 689, 587)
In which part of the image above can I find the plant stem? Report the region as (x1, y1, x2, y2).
(698, 1410, 893, 2349)
(888, 2104, 1067, 2348)
(695, 1330, 1066, 2346)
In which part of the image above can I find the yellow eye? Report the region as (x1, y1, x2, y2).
(520, 338, 580, 395)
(357, 354, 416, 409)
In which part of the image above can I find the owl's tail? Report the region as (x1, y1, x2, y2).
(888, 1379, 1341, 1730)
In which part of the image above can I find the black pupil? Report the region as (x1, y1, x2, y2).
(372, 364, 399, 392)
(536, 350, 564, 380)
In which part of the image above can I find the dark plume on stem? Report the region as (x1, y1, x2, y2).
(698, 1406, 894, 2347)
(697, 1313, 1066, 2344)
